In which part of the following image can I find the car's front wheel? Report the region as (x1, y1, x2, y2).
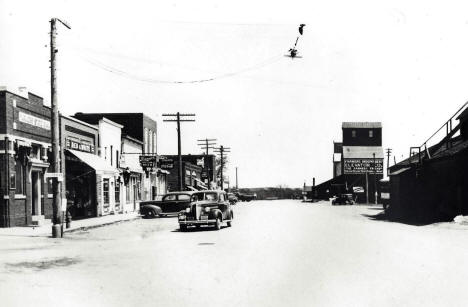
(180, 224, 187, 232)
(146, 210, 155, 218)
(227, 212, 233, 227)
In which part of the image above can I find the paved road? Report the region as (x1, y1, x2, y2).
(2, 200, 468, 307)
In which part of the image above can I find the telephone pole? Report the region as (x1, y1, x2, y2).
(235, 167, 238, 190)
(50, 18, 70, 238)
(385, 148, 392, 176)
(163, 113, 195, 191)
(197, 138, 217, 186)
(214, 145, 230, 190)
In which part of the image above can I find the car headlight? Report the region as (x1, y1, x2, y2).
(204, 207, 210, 213)
(185, 208, 191, 213)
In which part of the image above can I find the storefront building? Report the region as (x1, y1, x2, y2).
(0, 87, 52, 227)
(60, 115, 100, 219)
(73, 113, 165, 201)
(120, 135, 144, 212)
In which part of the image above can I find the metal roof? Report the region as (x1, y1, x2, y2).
(342, 122, 382, 128)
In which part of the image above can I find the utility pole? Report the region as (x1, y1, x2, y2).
(214, 145, 230, 190)
(385, 148, 392, 177)
(197, 138, 217, 187)
(163, 113, 195, 191)
(373, 152, 377, 205)
(50, 18, 70, 238)
(235, 167, 238, 190)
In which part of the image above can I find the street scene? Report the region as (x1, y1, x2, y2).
(3, 200, 468, 307)
(2, 1, 468, 306)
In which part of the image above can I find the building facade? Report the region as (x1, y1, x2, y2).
(61, 115, 100, 219)
(0, 88, 53, 227)
(73, 113, 165, 203)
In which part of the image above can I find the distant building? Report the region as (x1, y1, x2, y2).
(315, 122, 384, 203)
(161, 154, 216, 191)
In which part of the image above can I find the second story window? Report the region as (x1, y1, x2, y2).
(369, 130, 374, 138)
(351, 130, 356, 138)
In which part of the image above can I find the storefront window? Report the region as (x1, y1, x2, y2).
(103, 179, 109, 204)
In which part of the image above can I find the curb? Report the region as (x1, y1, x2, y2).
(64, 216, 141, 233)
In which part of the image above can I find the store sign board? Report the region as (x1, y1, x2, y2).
(18, 112, 50, 130)
(66, 138, 95, 153)
(139, 155, 157, 168)
(344, 158, 383, 174)
(158, 156, 174, 170)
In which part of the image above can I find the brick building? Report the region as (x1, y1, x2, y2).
(0, 87, 53, 227)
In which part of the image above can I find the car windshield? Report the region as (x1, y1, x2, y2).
(191, 192, 218, 202)
(205, 192, 217, 201)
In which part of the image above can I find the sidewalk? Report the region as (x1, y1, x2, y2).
(0, 212, 141, 238)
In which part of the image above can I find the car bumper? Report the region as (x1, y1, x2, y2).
(178, 218, 217, 225)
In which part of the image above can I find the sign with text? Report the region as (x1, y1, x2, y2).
(139, 155, 157, 168)
(158, 156, 174, 170)
(344, 158, 383, 174)
(18, 112, 50, 130)
(66, 138, 95, 154)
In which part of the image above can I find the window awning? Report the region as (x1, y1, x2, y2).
(66, 149, 119, 175)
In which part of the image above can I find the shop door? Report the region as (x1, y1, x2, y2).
(31, 171, 41, 216)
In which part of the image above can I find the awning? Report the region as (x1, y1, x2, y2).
(194, 178, 208, 190)
(186, 186, 198, 191)
(66, 149, 119, 175)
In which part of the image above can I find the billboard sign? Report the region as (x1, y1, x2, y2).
(344, 158, 383, 174)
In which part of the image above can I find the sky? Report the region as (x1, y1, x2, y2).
(1, 0, 468, 188)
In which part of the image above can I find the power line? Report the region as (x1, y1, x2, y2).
(77, 52, 283, 84)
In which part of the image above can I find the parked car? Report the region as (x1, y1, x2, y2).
(331, 193, 355, 205)
(235, 192, 257, 202)
(178, 190, 233, 231)
(227, 193, 238, 205)
(140, 191, 194, 218)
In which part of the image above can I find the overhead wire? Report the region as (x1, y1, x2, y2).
(74, 50, 284, 84)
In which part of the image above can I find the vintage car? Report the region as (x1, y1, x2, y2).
(178, 190, 233, 231)
(331, 193, 355, 205)
(235, 192, 257, 202)
(227, 193, 238, 205)
(140, 191, 194, 218)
